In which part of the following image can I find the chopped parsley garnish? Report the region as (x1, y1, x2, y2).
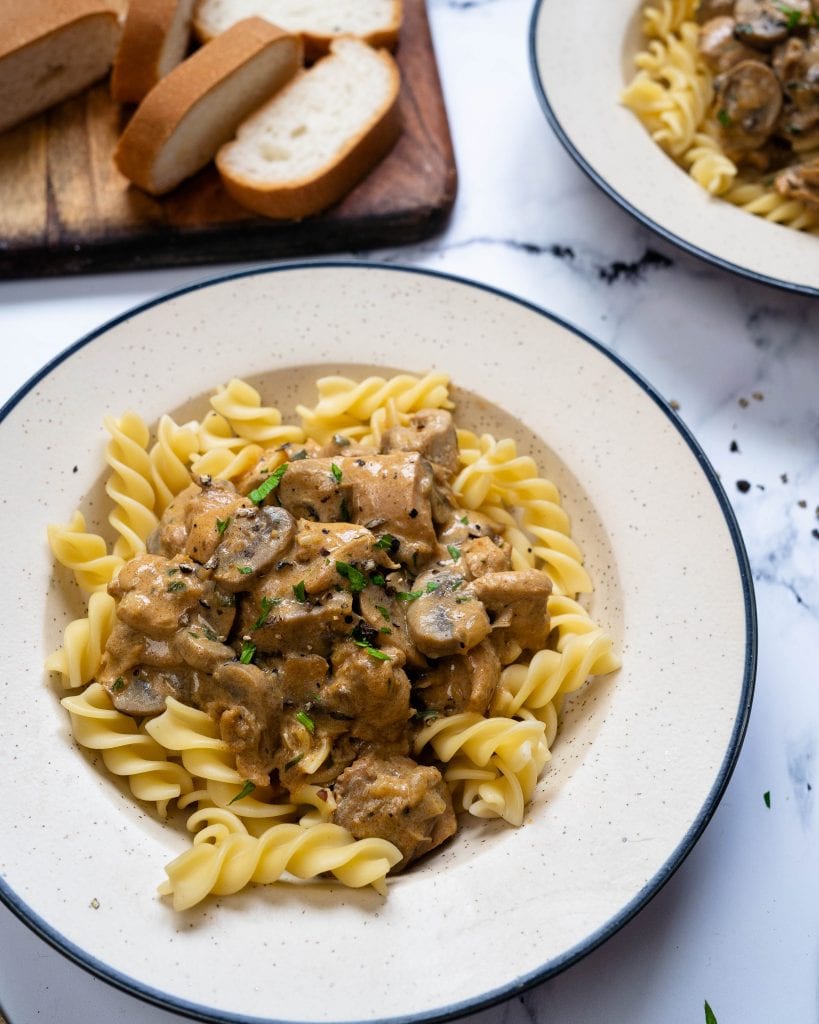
(249, 463, 288, 504)
(447, 544, 461, 561)
(167, 566, 179, 575)
(717, 109, 732, 128)
(216, 516, 232, 536)
(459, 514, 469, 525)
(376, 604, 391, 621)
(336, 561, 367, 593)
(396, 589, 423, 602)
(379, 626, 392, 634)
(330, 463, 343, 483)
(295, 709, 315, 733)
(239, 640, 256, 664)
(775, 2, 803, 28)
(284, 753, 304, 770)
(354, 641, 392, 661)
(763, 790, 771, 808)
(167, 580, 187, 592)
(425, 580, 441, 593)
(229, 780, 256, 804)
(237, 565, 254, 575)
(293, 580, 307, 602)
(704, 1001, 718, 1024)
(252, 596, 278, 630)
(112, 677, 125, 692)
(455, 595, 472, 603)
(375, 533, 397, 551)
(370, 573, 386, 587)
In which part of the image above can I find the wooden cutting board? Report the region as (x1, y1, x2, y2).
(0, 0, 456, 278)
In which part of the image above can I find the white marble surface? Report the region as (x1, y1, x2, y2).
(0, 1, 817, 1022)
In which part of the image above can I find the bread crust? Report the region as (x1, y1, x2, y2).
(216, 44, 401, 220)
(111, 0, 195, 104)
(0, 0, 120, 58)
(192, 0, 403, 58)
(0, 1, 121, 133)
(113, 16, 303, 194)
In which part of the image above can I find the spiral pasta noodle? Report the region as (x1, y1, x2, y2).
(159, 811, 402, 910)
(210, 378, 305, 447)
(45, 591, 117, 690)
(104, 411, 159, 560)
(296, 372, 453, 444)
(149, 415, 200, 514)
(61, 684, 193, 815)
(47, 511, 124, 594)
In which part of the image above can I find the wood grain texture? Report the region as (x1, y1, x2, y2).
(0, 0, 456, 278)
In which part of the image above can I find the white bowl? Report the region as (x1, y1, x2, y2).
(0, 263, 755, 1023)
(529, 0, 819, 296)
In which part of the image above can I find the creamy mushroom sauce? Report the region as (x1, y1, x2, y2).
(96, 410, 553, 871)
(698, 0, 819, 206)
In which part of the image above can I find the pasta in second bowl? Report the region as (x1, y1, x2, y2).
(0, 263, 753, 1024)
(530, 0, 819, 294)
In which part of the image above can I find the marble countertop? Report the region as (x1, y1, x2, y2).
(1, 1, 817, 1022)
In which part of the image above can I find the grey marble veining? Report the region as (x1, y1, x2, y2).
(1, 0, 817, 1021)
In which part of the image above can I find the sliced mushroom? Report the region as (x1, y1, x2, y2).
(733, 0, 809, 49)
(404, 569, 491, 658)
(212, 505, 296, 591)
(698, 17, 759, 73)
(714, 59, 783, 154)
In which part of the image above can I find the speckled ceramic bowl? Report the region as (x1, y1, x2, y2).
(0, 263, 755, 1023)
(529, 0, 819, 297)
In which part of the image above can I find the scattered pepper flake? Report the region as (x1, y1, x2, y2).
(736, 480, 751, 493)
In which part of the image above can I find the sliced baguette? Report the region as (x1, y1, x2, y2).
(114, 16, 303, 195)
(216, 36, 401, 220)
(0, 0, 122, 134)
(111, 0, 196, 104)
(193, 0, 402, 56)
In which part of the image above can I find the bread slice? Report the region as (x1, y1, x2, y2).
(216, 36, 401, 220)
(114, 16, 303, 195)
(111, 0, 196, 104)
(0, 0, 123, 134)
(193, 0, 402, 55)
